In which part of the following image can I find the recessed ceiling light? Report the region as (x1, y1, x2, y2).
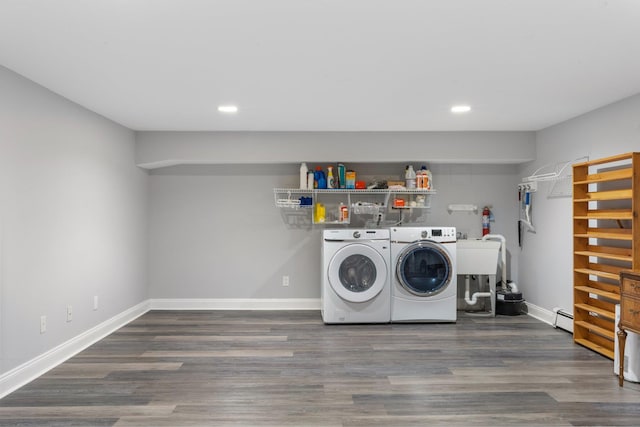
(451, 105, 471, 113)
(218, 105, 238, 113)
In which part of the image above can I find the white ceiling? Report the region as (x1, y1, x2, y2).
(1, 0, 640, 132)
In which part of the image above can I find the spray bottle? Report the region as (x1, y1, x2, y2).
(327, 166, 335, 189)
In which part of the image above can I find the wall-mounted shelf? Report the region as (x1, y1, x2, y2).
(273, 188, 436, 225)
(447, 204, 478, 214)
(523, 156, 588, 198)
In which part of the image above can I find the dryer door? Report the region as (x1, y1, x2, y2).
(396, 241, 453, 297)
(328, 243, 388, 303)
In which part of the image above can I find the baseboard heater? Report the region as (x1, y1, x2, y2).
(552, 307, 574, 333)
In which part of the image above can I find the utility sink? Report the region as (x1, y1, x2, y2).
(457, 239, 501, 275)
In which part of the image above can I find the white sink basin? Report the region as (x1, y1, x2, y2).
(457, 239, 501, 275)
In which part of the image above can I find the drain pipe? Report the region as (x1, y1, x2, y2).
(481, 234, 518, 292)
(464, 275, 491, 305)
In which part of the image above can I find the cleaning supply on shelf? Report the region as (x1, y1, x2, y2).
(314, 203, 326, 223)
(346, 170, 356, 189)
(315, 166, 327, 189)
(393, 198, 405, 208)
(417, 165, 428, 189)
(299, 162, 308, 189)
(405, 165, 416, 189)
(327, 166, 335, 189)
(307, 170, 314, 190)
(338, 164, 346, 189)
(416, 166, 424, 188)
(339, 202, 348, 222)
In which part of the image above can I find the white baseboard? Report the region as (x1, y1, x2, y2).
(1, 298, 320, 399)
(150, 298, 321, 311)
(524, 301, 574, 333)
(0, 300, 151, 399)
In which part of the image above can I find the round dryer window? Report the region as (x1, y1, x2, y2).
(396, 241, 453, 296)
(328, 243, 388, 303)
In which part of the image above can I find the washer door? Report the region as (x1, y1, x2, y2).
(328, 243, 387, 303)
(396, 241, 453, 296)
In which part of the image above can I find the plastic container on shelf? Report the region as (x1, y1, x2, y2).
(327, 166, 335, 189)
(405, 165, 416, 189)
(315, 166, 327, 189)
(426, 168, 433, 190)
(339, 202, 348, 222)
(307, 171, 314, 190)
(417, 165, 427, 188)
(338, 164, 346, 189)
(346, 171, 356, 189)
(314, 203, 326, 223)
(300, 162, 308, 189)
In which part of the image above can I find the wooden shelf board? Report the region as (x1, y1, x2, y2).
(574, 338, 615, 359)
(574, 250, 632, 262)
(574, 268, 621, 281)
(573, 189, 633, 202)
(573, 168, 633, 184)
(574, 320, 615, 340)
(574, 303, 615, 320)
(574, 285, 620, 301)
(573, 152, 633, 167)
(574, 232, 632, 241)
(573, 210, 633, 220)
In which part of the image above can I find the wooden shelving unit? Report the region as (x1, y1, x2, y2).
(573, 152, 639, 359)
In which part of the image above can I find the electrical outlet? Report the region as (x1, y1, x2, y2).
(40, 316, 47, 334)
(66, 305, 73, 322)
(93, 295, 98, 311)
(282, 275, 290, 287)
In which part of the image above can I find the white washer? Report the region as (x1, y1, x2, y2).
(390, 226, 457, 322)
(321, 229, 391, 324)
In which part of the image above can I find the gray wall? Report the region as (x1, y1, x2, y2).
(149, 164, 316, 298)
(147, 159, 521, 300)
(517, 93, 640, 314)
(0, 66, 149, 375)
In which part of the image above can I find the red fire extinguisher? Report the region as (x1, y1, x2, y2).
(482, 206, 491, 236)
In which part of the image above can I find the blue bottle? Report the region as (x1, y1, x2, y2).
(315, 166, 327, 189)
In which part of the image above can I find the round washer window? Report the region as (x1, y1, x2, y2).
(397, 242, 452, 296)
(328, 243, 387, 303)
(338, 254, 377, 293)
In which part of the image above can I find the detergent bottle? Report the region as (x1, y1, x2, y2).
(405, 165, 416, 189)
(315, 166, 327, 189)
(326, 166, 335, 189)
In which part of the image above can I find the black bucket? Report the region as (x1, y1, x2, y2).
(496, 289, 524, 316)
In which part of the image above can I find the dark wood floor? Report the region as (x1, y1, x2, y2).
(1, 310, 639, 426)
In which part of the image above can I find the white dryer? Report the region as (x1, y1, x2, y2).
(390, 226, 457, 322)
(321, 229, 391, 324)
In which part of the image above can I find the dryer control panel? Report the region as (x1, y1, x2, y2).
(421, 227, 456, 241)
(391, 226, 456, 243)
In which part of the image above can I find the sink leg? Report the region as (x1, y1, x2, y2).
(489, 275, 496, 316)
